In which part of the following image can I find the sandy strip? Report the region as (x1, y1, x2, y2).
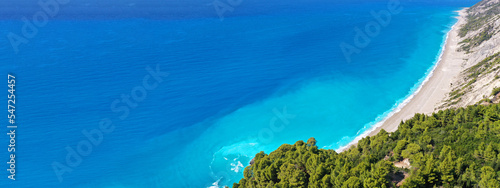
(339, 8, 468, 152)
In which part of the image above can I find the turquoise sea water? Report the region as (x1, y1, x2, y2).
(0, 0, 477, 187)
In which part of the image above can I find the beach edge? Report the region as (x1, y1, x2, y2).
(337, 8, 468, 152)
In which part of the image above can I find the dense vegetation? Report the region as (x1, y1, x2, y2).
(233, 104, 500, 187)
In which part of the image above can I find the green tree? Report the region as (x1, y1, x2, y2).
(342, 176, 361, 188)
(479, 166, 499, 188)
(234, 104, 500, 188)
(402, 143, 421, 159)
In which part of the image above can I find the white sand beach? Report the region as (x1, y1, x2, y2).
(340, 9, 468, 151)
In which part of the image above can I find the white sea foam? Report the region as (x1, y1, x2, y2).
(207, 178, 222, 188)
(231, 161, 244, 173)
(207, 140, 262, 187)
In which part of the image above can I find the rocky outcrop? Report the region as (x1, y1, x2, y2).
(438, 0, 500, 109)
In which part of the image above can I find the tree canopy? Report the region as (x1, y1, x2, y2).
(233, 104, 500, 187)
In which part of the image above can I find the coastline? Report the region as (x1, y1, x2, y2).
(338, 8, 468, 152)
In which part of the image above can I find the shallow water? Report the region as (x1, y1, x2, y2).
(0, 0, 477, 187)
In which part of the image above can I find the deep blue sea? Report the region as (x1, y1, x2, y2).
(0, 0, 478, 187)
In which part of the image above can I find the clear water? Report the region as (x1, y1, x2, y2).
(0, 0, 477, 187)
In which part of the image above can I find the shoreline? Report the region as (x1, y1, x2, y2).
(337, 8, 468, 152)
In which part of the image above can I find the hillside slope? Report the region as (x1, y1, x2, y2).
(233, 0, 500, 187)
(234, 104, 500, 187)
(439, 0, 500, 108)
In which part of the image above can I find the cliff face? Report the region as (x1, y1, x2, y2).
(439, 0, 500, 109)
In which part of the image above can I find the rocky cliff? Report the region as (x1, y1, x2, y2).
(439, 0, 500, 108)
